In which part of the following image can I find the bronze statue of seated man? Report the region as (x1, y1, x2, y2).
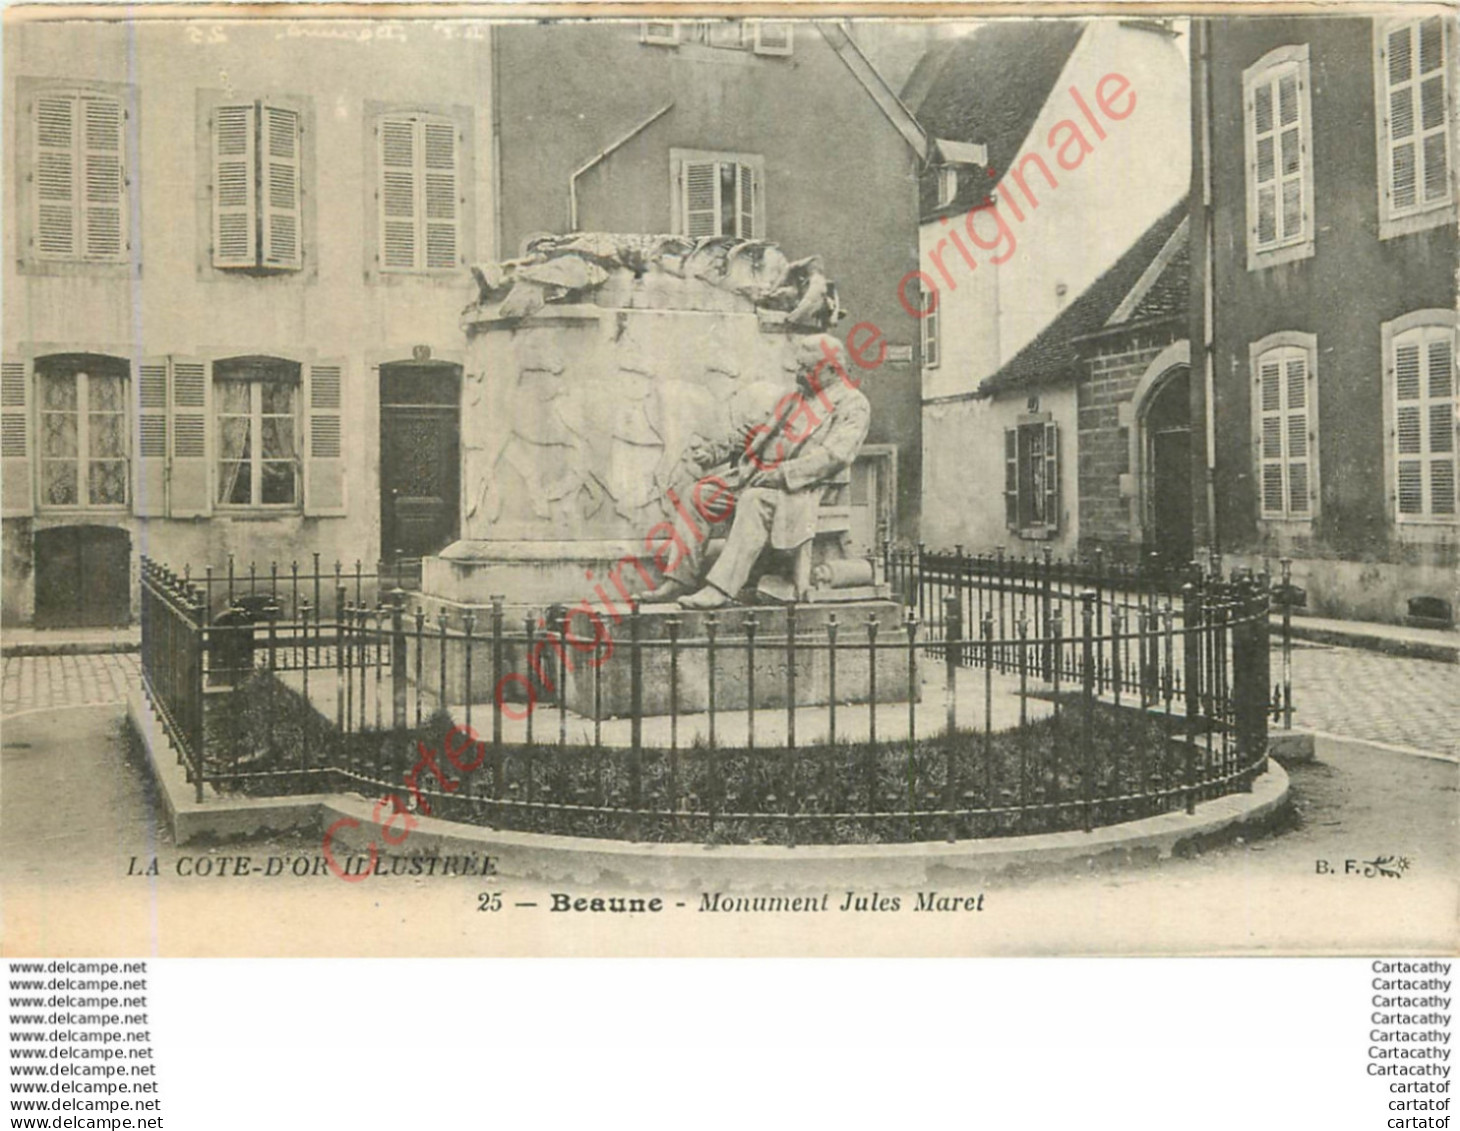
(678, 333, 870, 610)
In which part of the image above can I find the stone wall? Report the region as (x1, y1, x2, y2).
(1076, 332, 1174, 560)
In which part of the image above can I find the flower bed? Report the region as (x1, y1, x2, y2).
(202, 671, 1215, 846)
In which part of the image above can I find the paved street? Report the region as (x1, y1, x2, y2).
(1, 652, 138, 718)
(0, 640, 1453, 955)
(2, 691, 1454, 956)
(1286, 641, 1458, 759)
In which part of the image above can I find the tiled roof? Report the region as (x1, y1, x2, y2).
(976, 199, 1190, 398)
(904, 20, 1087, 218)
(1127, 233, 1189, 323)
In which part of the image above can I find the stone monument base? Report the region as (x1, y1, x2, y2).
(558, 601, 916, 719)
(404, 595, 915, 721)
(423, 540, 652, 609)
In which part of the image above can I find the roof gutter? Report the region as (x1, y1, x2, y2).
(568, 101, 675, 232)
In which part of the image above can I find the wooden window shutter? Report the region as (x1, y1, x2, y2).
(1418, 18, 1450, 204)
(422, 118, 459, 270)
(1043, 421, 1060, 531)
(261, 103, 302, 270)
(680, 159, 719, 238)
(33, 93, 77, 259)
(1284, 353, 1311, 514)
(303, 358, 346, 516)
(80, 94, 126, 261)
(1387, 25, 1419, 212)
(1394, 334, 1424, 515)
(1, 359, 34, 517)
(168, 356, 211, 517)
(212, 103, 257, 268)
(737, 162, 757, 239)
(1256, 351, 1286, 517)
(133, 358, 168, 517)
(379, 115, 418, 270)
(1426, 332, 1456, 514)
(1003, 426, 1019, 529)
(1393, 325, 1458, 518)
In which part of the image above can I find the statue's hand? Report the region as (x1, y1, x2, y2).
(745, 467, 787, 490)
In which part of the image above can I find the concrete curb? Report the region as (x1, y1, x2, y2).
(3, 639, 139, 658)
(126, 686, 1291, 891)
(1280, 619, 1458, 664)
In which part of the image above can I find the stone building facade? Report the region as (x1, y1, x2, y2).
(968, 202, 1191, 566)
(1191, 15, 1458, 625)
(2, 17, 498, 626)
(2, 16, 935, 627)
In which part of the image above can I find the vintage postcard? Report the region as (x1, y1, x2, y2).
(1, 4, 1455, 957)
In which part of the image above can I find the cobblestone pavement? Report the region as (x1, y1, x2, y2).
(1, 653, 138, 718)
(1285, 641, 1458, 758)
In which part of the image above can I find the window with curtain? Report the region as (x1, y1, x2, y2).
(214, 357, 300, 507)
(37, 357, 129, 508)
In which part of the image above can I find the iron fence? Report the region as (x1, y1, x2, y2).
(137, 548, 1282, 845)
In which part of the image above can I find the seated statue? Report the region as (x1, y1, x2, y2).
(678, 333, 871, 610)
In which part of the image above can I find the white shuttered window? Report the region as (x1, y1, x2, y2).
(378, 113, 460, 272)
(672, 149, 764, 239)
(1379, 17, 1453, 221)
(32, 90, 128, 263)
(210, 100, 303, 271)
(1242, 47, 1315, 270)
(1389, 320, 1458, 522)
(1252, 339, 1317, 521)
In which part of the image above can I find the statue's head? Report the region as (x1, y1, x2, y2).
(793, 334, 851, 394)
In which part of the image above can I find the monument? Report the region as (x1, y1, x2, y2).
(414, 233, 912, 715)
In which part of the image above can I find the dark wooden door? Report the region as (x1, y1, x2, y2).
(1151, 430, 1193, 566)
(379, 364, 460, 562)
(1146, 368, 1193, 568)
(34, 525, 131, 628)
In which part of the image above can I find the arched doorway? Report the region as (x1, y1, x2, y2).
(1142, 366, 1193, 568)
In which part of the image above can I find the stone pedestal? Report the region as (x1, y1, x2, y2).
(404, 596, 915, 720)
(410, 253, 902, 724)
(422, 540, 645, 609)
(558, 601, 916, 719)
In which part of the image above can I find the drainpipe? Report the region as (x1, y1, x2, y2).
(568, 102, 675, 233)
(1196, 18, 1220, 558)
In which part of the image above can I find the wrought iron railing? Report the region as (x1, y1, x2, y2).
(137, 549, 1281, 845)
